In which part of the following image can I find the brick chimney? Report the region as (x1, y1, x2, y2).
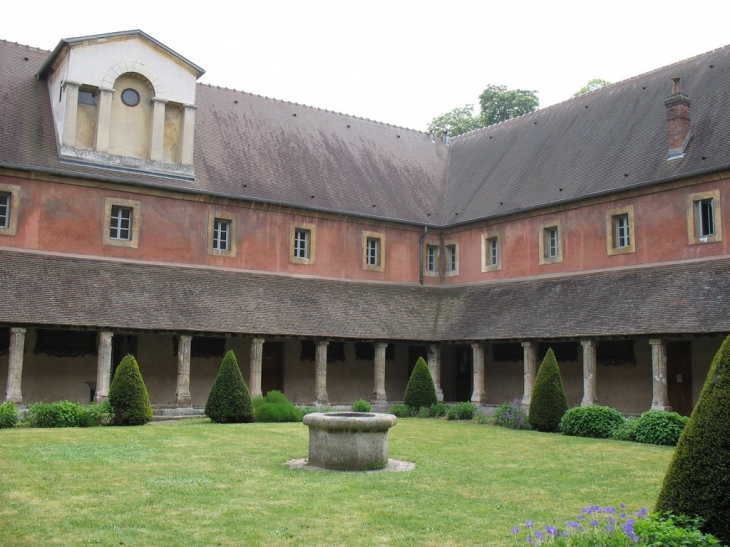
(664, 77, 692, 158)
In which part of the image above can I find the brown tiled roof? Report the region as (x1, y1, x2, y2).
(2, 250, 729, 340)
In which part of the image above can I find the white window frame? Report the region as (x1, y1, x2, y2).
(687, 190, 722, 245)
(444, 239, 459, 277)
(538, 219, 563, 265)
(424, 242, 440, 277)
(213, 218, 230, 251)
(290, 222, 316, 265)
(207, 211, 237, 257)
(0, 183, 20, 237)
(109, 206, 132, 241)
(606, 205, 635, 256)
(362, 231, 385, 272)
(481, 231, 501, 272)
(103, 197, 140, 248)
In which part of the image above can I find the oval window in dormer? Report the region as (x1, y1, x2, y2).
(121, 88, 140, 107)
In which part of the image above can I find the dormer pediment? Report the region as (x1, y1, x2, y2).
(38, 30, 204, 179)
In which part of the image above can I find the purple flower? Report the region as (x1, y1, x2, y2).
(561, 531, 568, 537)
(620, 513, 627, 519)
(566, 521, 579, 529)
(526, 520, 533, 529)
(629, 531, 639, 543)
(576, 515, 583, 521)
(545, 526, 557, 537)
(620, 503, 626, 509)
(513, 527, 520, 535)
(607, 516, 615, 525)
(590, 519, 599, 528)
(606, 525, 615, 532)
(534, 530, 543, 541)
(605, 507, 616, 514)
(622, 519, 635, 534)
(526, 537, 533, 544)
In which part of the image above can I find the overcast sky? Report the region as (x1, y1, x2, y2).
(3, 0, 730, 131)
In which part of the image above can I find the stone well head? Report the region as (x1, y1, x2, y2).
(302, 411, 397, 471)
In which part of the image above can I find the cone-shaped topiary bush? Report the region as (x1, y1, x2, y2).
(205, 350, 254, 423)
(403, 356, 438, 412)
(655, 335, 730, 544)
(108, 354, 153, 426)
(528, 348, 568, 432)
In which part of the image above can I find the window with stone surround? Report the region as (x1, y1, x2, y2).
(0, 183, 20, 237)
(290, 222, 316, 265)
(606, 205, 635, 256)
(481, 231, 501, 272)
(424, 243, 439, 277)
(207, 211, 237, 257)
(687, 190, 722, 245)
(103, 197, 140, 248)
(362, 231, 385, 272)
(538, 219, 563, 265)
(445, 240, 459, 277)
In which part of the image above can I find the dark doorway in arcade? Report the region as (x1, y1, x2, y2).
(262, 342, 283, 395)
(452, 345, 473, 402)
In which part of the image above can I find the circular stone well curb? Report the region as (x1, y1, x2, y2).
(283, 458, 415, 472)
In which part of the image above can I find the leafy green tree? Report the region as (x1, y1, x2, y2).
(656, 335, 730, 544)
(205, 350, 254, 423)
(573, 78, 611, 97)
(479, 84, 539, 127)
(528, 348, 568, 432)
(427, 104, 483, 137)
(403, 357, 438, 412)
(108, 354, 153, 426)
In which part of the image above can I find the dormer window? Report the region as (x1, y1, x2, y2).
(121, 88, 140, 107)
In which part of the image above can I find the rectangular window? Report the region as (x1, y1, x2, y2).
(538, 220, 563, 265)
(366, 238, 380, 266)
(614, 214, 630, 248)
(482, 232, 501, 272)
(687, 190, 722, 245)
(294, 229, 310, 259)
(697, 199, 715, 237)
(426, 245, 438, 272)
(488, 237, 498, 266)
(0, 193, 9, 229)
(545, 227, 559, 258)
(213, 218, 230, 251)
(78, 90, 97, 106)
(444, 240, 459, 277)
(109, 206, 132, 240)
(446, 245, 456, 271)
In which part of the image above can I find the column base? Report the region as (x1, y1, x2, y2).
(651, 404, 672, 412)
(93, 394, 108, 403)
(371, 393, 388, 404)
(471, 394, 487, 405)
(176, 396, 192, 407)
(315, 396, 329, 406)
(580, 397, 597, 407)
(436, 390, 444, 402)
(4, 394, 23, 404)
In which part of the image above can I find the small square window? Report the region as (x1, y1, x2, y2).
(207, 211, 237, 257)
(290, 222, 316, 265)
(103, 198, 140, 248)
(687, 190, 722, 245)
(362, 231, 385, 272)
(0, 193, 9, 229)
(481, 232, 501, 272)
(0, 184, 20, 237)
(538, 220, 563, 265)
(606, 205, 635, 256)
(444, 240, 459, 277)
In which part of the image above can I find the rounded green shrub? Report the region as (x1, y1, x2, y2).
(205, 351, 254, 424)
(108, 354, 153, 426)
(403, 357, 438, 412)
(388, 403, 409, 418)
(254, 390, 303, 423)
(429, 402, 448, 417)
(446, 401, 476, 420)
(84, 401, 113, 426)
(0, 402, 19, 429)
(352, 399, 371, 412)
(611, 416, 639, 441)
(559, 405, 624, 438)
(494, 400, 529, 430)
(528, 348, 568, 432)
(24, 400, 88, 428)
(656, 335, 730, 544)
(634, 410, 688, 446)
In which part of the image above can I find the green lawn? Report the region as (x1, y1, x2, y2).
(0, 419, 673, 547)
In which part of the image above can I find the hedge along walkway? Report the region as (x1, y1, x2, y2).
(0, 419, 673, 547)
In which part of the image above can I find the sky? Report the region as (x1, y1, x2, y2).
(3, 0, 730, 131)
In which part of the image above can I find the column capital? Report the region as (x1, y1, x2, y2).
(98, 330, 113, 341)
(183, 103, 198, 110)
(649, 339, 665, 346)
(374, 341, 388, 349)
(317, 340, 330, 347)
(252, 337, 265, 345)
(151, 97, 169, 104)
(62, 79, 83, 90)
(471, 342, 485, 350)
(581, 339, 597, 348)
(178, 334, 192, 343)
(10, 327, 26, 335)
(521, 341, 537, 349)
(99, 86, 115, 94)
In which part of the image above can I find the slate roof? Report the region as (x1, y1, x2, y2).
(3, 38, 730, 225)
(2, 250, 728, 340)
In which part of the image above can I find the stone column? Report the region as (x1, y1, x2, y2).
(372, 342, 388, 403)
(4, 328, 26, 404)
(521, 341, 538, 406)
(650, 339, 672, 411)
(314, 340, 329, 405)
(61, 80, 81, 147)
(176, 335, 192, 407)
(94, 331, 113, 403)
(249, 337, 265, 398)
(427, 344, 444, 401)
(95, 87, 115, 153)
(150, 97, 168, 162)
(471, 343, 486, 405)
(181, 104, 197, 166)
(581, 340, 598, 406)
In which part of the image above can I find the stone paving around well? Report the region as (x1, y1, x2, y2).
(284, 458, 415, 472)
